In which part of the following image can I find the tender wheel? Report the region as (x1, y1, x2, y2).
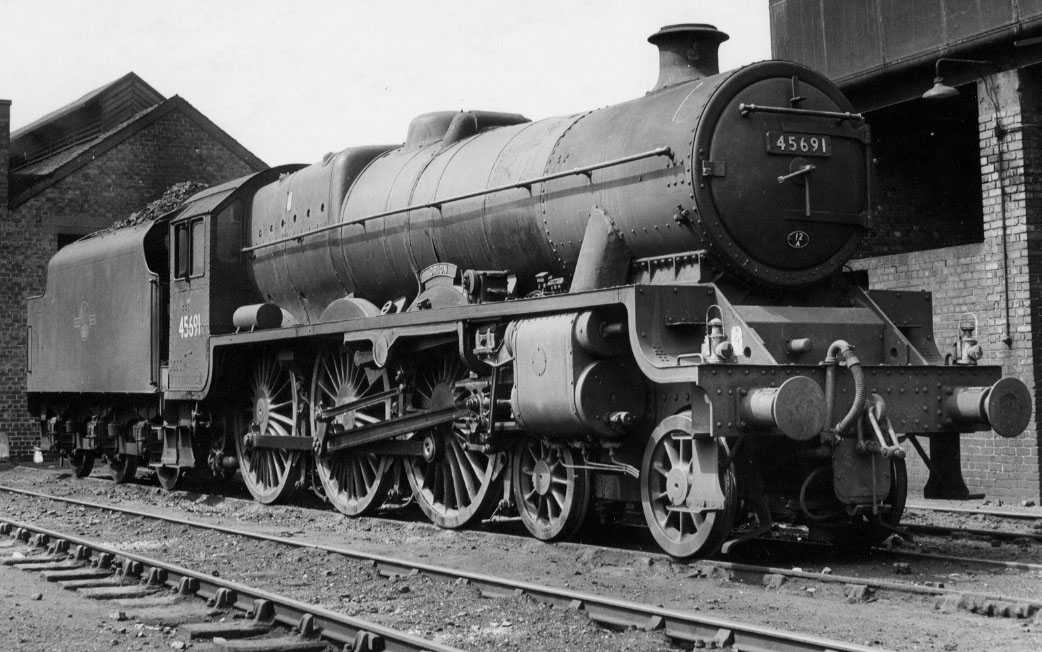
(403, 353, 503, 529)
(640, 413, 736, 558)
(511, 439, 590, 541)
(109, 454, 138, 484)
(236, 355, 306, 504)
(155, 466, 184, 491)
(69, 450, 94, 478)
(311, 345, 394, 516)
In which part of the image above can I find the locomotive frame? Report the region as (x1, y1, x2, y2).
(25, 23, 1032, 559)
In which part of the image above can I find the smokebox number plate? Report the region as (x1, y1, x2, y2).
(766, 132, 831, 156)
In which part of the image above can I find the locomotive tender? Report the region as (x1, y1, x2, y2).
(27, 25, 1032, 557)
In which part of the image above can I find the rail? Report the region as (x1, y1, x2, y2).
(904, 522, 1042, 543)
(0, 484, 881, 652)
(0, 515, 458, 652)
(241, 146, 674, 254)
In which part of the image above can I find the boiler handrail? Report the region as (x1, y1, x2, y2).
(241, 146, 673, 254)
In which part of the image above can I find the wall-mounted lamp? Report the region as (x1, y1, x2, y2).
(922, 57, 993, 100)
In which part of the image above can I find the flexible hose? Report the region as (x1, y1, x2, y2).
(825, 340, 865, 435)
(798, 465, 835, 522)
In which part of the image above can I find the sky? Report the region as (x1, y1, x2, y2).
(1, 1, 771, 165)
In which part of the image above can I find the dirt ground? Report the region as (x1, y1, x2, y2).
(1, 462, 1041, 651)
(0, 545, 186, 651)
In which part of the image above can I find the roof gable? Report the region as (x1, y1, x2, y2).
(10, 72, 165, 170)
(10, 95, 267, 208)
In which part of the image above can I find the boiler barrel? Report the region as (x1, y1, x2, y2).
(247, 61, 867, 321)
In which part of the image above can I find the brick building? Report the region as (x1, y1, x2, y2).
(0, 73, 265, 458)
(771, 0, 1042, 501)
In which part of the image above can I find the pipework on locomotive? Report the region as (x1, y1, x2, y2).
(25, 24, 1032, 558)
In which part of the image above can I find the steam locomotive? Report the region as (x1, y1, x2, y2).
(27, 24, 1032, 557)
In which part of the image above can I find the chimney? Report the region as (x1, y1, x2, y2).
(647, 24, 729, 92)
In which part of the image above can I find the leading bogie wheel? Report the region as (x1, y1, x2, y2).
(70, 450, 94, 478)
(403, 352, 503, 529)
(236, 355, 306, 504)
(511, 438, 590, 541)
(640, 413, 737, 559)
(311, 345, 395, 516)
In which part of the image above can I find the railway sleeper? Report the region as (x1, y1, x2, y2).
(0, 521, 421, 652)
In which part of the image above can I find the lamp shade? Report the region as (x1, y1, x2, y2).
(922, 76, 960, 100)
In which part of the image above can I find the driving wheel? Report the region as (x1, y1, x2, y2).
(403, 351, 503, 529)
(236, 355, 306, 504)
(311, 345, 395, 516)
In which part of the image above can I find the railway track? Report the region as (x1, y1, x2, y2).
(905, 502, 1042, 521)
(3, 483, 1041, 633)
(0, 517, 456, 652)
(8, 474, 1042, 575)
(0, 484, 884, 652)
(902, 522, 1042, 544)
(21, 464, 1042, 572)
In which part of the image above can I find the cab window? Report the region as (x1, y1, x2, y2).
(174, 218, 206, 280)
(191, 220, 205, 276)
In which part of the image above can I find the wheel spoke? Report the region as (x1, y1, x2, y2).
(663, 439, 679, 467)
(549, 488, 565, 514)
(446, 445, 469, 508)
(440, 459, 453, 508)
(269, 411, 294, 426)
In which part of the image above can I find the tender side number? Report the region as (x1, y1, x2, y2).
(765, 132, 831, 157)
(178, 313, 203, 338)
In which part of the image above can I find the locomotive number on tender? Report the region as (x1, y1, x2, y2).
(178, 313, 203, 338)
(766, 132, 831, 157)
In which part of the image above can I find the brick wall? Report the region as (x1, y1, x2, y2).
(0, 107, 261, 457)
(852, 69, 1041, 502)
(0, 99, 10, 460)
